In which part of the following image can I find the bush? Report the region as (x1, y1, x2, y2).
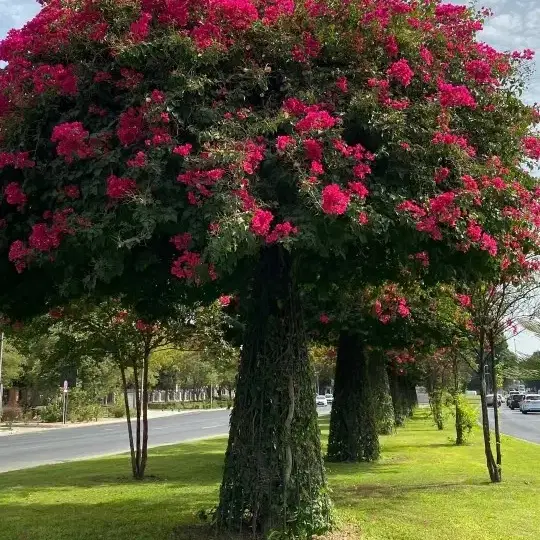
(66, 388, 105, 423)
(39, 402, 63, 423)
(1, 405, 23, 425)
(450, 394, 477, 445)
(109, 403, 126, 418)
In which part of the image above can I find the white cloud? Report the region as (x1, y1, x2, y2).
(0, 0, 40, 39)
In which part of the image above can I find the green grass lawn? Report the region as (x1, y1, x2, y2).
(0, 409, 538, 540)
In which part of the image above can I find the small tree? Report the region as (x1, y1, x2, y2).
(450, 279, 540, 482)
(51, 298, 225, 479)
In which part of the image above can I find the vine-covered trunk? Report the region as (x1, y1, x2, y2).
(216, 246, 332, 538)
(326, 332, 379, 462)
(404, 377, 417, 417)
(368, 350, 394, 435)
(388, 368, 406, 427)
(478, 331, 500, 483)
(428, 390, 444, 430)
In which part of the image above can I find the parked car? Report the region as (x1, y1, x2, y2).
(509, 394, 525, 410)
(520, 394, 540, 414)
(316, 395, 328, 406)
(325, 394, 334, 404)
(486, 394, 502, 407)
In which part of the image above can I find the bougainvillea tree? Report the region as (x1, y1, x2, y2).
(1, 0, 540, 535)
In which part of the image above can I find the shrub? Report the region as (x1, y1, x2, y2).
(109, 403, 126, 418)
(1, 405, 23, 426)
(450, 394, 477, 445)
(39, 402, 63, 423)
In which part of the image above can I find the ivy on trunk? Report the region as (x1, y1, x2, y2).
(216, 246, 332, 537)
(368, 350, 395, 435)
(326, 332, 379, 462)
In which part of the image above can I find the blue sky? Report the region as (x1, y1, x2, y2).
(1, 0, 540, 355)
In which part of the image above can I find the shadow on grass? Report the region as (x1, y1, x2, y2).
(0, 437, 228, 491)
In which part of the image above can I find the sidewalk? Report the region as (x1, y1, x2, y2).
(0, 407, 227, 437)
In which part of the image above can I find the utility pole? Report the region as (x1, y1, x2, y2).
(0, 332, 4, 419)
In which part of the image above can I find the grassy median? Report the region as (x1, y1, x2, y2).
(0, 410, 539, 540)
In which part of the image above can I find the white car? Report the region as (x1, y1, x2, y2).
(486, 394, 502, 407)
(325, 394, 334, 404)
(520, 394, 540, 414)
(316, 395, 328, 406)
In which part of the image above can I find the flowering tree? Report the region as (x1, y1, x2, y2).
(1, 0, 540, 535)
(448, 279, 540, 482)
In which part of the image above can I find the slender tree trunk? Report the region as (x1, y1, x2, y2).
(368, 350, 394, 435)
(452, 355, 464, 446)
(216, 246, 332, 537)
(327, 333, 379, 462)
(139, 346, 150, 479)
(132, 360, 142, 479)
(489, 331, 502, 481)
(119, 362, 137, 479)
(388, 368, 406, 427)
(478, 331, 499, 483)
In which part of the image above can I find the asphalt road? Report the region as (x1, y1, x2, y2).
(0, 405, 332, 473)
(488, 405, 540, 444)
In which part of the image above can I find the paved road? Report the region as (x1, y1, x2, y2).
(0, 406, 331, 473)
(488, 405, 540, 444)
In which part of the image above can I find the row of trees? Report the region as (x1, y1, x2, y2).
(1, 0, 540, 537)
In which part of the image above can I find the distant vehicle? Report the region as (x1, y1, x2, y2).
(465, 390, 477, 397)
(486, 394, 502, 407)
(506, 391, 520, 406)
(325, 394, 334, 404)
(520, 394, 540, 414)
(509, 394, 525, 410)
(316, 395, 328, 406)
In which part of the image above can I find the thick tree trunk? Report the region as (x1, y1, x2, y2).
(368, 350, 394, 435)
(216, 246, 332, 538)
(478, 332, 500, 483)
(326, 334, 379, 462)
(404, 377, 417, 417)
(388, 368, 406, 427)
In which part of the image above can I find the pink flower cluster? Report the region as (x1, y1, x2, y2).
(266, 221, 298, 243)
(170, 232, 192, 251)
(387, 59, 414, 87)
(51, 122, 94, 163)
(321, 184, 350, 215)
(432, 130, 476, 157)
(250, 209, 273, 236)
(438, 82, 476, 108)
(4, 182, 27, 208)
(0, 151, 35, 170)
(130, 12, 152, 42)
(106, 175, 137, 199)
(523, 136, 540, 159)
(171, 251, 202, 280)
(295, 110, 337, 133)
(177, 168, 225, 204)
(117, 107, 145, 146)
(8, 240, 30, 273)
(373, 285, 411, 324)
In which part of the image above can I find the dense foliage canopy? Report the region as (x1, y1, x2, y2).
(1, 0, 539, 321)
